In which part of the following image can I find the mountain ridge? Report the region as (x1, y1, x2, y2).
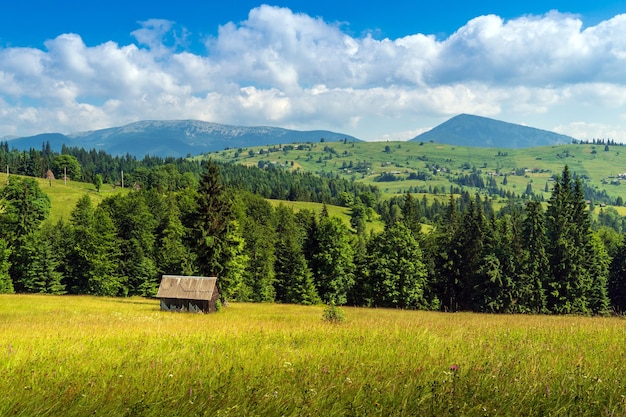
(5, 114, 576, 158)
(7, 120, 361, 158)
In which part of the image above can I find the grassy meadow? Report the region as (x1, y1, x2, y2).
(0, 173, 126, 223)
(3, 295, 626, 416)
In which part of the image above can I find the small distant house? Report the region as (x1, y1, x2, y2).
(156, 275, 219, 313)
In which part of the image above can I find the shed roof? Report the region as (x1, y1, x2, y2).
(156, 275, 217, 301)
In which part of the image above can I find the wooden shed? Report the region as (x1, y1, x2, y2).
(156, 275, 219, 313)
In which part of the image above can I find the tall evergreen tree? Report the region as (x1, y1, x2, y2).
(454, 194, 489, 310)
(273, 205, 319, 305)
(20, 226, 65, 294)
(67, 195, 121, 295)
(238, 193, 276, 302)
(545, 166, 609, 314)
(430, 193, 461, 311)
(477, 215, 515, 313)
(0, 239, 12, 294)
(192, 161, 246, 300)
(101, 192, 157, 296)
(0, 177, 51, 291)
(609, 236, 626, 312)
(520, 200, 549, 313)
(155, 194, 196, 276)
(401, 192, 423, 239)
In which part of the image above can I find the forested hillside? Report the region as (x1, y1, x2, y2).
(209, 139, 626, 206)
(1, 136, 626, 314)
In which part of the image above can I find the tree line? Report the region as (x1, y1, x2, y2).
(1, 161, 626, 315)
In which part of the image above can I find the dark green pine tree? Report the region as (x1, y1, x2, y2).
(0, 177, 51, 290)
(571, 178, 609, 314)
(101, 192, 157, 296)
(477, 215, 515, 313)
(454, 194, 489, 311)
(348, 232, 369, 306)
(20, 226, 65, 294)
(588, 233, 610, 315)
(349, 198, 368, 236)
(608, 236, 626, 312)
(430, 193, 461, 311)
(520, 200, 549, 313)
(0, 239, 12, 294)
(156, 194, 196, 277)
(273, 205, 319, 305)
(192, 160, 246, 300)
(365, 222, 428, 309)
(545, 166, 609, 314)
(65, 195, 96, 294)
(238, 193, 277, 302)
(88, 207, 123, 296)
(401, 192, 423, 239)
(67, 195, 121, 295)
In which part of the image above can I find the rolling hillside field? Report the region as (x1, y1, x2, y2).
(207, 141, 626, 202)
(0, 174, 127, 223)
(3, 295, 626, 416)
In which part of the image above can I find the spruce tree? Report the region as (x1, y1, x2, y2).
(454, 194, 489, 310)
(520, 200, 549, 313)
(21, 227, 65, 294)
(0, 239, 12, 294)
(609, 236, 626, 312)
(431, 193, 461, 311)
(273, 205, 319, 305)
(239, 193, 277, 302)
(192, 161, 241, 299)
(545, 166, 609, 314)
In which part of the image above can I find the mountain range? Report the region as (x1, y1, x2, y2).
(4, 114, 575, 158)
(4, 120, 360, 158)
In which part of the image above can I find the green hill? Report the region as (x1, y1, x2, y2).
(207, 140, 626, 205)
(6, 139, 626, 225)
(0, 174, 127, 223)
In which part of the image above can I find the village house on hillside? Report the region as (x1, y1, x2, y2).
(156, 275, 220, 313)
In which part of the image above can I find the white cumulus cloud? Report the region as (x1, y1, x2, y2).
(2, 5, 626, 142)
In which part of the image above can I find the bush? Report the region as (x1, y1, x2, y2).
(322, 302, 346, 323)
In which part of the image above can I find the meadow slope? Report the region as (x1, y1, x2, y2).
(208, 141, 626, 203)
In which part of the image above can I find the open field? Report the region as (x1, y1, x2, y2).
(3, 295, 626, 416)
(0, 174, 126, 223)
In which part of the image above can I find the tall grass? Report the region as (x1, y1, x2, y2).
(2, 295, 626, 416)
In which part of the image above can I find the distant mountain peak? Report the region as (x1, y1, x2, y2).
(410, 114, 574, 148)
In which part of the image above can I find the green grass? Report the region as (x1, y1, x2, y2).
(3, 295, 626, 416)
(0, 174, 127, 223)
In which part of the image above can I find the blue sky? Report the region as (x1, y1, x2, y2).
(2, 1, 626, 141)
